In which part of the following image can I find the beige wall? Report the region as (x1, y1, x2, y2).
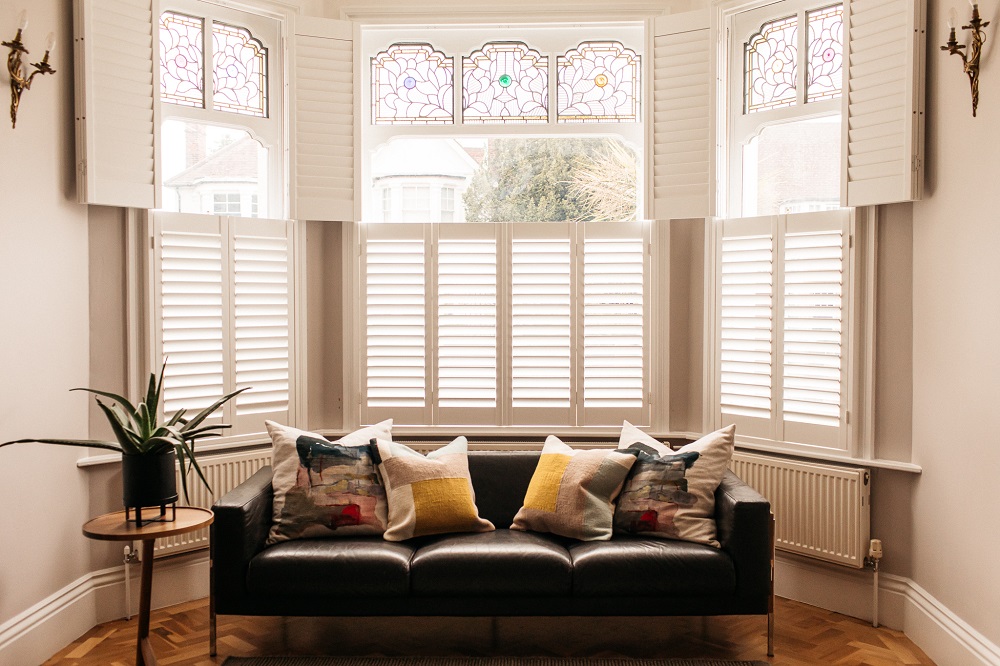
(0, 0, 95, 630)
(908, 0, 1000, 646)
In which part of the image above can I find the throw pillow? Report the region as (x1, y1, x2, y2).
(617, 421, 736, 547)
(265, 420, 392, 544)
(373, 436, 494, 541)
(511, 435, 637, 541)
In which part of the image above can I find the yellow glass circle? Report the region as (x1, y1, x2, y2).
(594, 73, 609, 88)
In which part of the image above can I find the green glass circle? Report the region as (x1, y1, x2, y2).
(498, 74, 512, 87)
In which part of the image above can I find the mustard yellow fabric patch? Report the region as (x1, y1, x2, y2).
(411, 476, 479, 537)
(522, 453, 572, 513)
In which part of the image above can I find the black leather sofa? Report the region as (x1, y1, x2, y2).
(210, 450, 774, 656)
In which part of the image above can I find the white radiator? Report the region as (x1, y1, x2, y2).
(729, 451, 871, 568)
(154, 449, 273, 558)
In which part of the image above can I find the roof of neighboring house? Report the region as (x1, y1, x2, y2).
(370, 138, 481, 179)
(164, 137, 261, 187)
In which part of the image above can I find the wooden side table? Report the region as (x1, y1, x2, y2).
(83, 507, 213, 666)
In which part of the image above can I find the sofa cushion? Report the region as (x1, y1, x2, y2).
(511, 435, 636, 541)
(468, 451, 539, 528)
(410, 530, 573, 597)
(266, 420, 392, 544)
(375, 437, 495, 541)
(569, 536, 737, 597)
(247, 538, 415, 597)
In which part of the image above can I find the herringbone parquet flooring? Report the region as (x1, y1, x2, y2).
(42, 596, 935, 666)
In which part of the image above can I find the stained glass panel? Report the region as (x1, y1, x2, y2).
(463, 42, 547, 124)
(372, 44, 454, 125)
(160, 11, 204, 108)
(745, 15, 798, 113)
(212, 22, 268, 117)
(557, 42, 640, 123)
(806, 4, 844, 103)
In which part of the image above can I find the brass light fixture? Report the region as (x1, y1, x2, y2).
(941, 3, 990, 117)
(2, 10, 56, 129)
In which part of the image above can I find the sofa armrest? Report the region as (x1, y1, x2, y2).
(211, 466, 274, 606)
(714, 469, 771, 601)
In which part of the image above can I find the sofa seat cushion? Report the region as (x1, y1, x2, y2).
(569, 536, 736, 597)
(247, 538, 415, 597)
(410, 531, 573, 597)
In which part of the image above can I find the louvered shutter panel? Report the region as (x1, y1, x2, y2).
(437, 224, 499, 425)
(154, 213, 226, 419)
(74, 0, 159, 208)
(291, 18, 356, 221)
(718, 216, 775, 440)
(841, 0, 924, 206)
(781, 211, 849, 450)
(231, 219, 293, 430)
(510, 224, 574, 426)
(651, 10, 714, 220)
(580, 222, 648, 426)
(362, 224, 429, 424)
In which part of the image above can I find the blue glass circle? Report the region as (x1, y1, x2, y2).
(403, 76, 417, 90)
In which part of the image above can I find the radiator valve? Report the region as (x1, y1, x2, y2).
(864, 538, 882, 570)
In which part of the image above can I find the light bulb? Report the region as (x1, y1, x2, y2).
(45, 31, 55, 53)
(949, 6, 958, 28)
(17, 9, 28, 31)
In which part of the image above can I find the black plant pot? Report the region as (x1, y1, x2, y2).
(122, 450, 179, 519)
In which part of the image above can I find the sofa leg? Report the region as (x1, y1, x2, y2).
(767, 510, 775, 657)
(767, 611, 774, 657)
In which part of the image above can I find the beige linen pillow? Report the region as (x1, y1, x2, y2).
(511, 435, 637, 541)
(617, 421, 735, 547)
(266, 420, 392, 544)
(374, 436, 494, 542)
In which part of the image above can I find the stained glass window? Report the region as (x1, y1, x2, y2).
(160, 11, 204, 108)
(463, 42, 547, 124)
(557, 42, 640, 123)
(744, 15, 798, 113)
(372, 44, 454, 125)
(212, 22, 268, 117)
(806, 4, 844, 103)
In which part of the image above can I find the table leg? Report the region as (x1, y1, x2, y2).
(137, 539, 157, 666)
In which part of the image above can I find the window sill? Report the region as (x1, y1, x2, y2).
(75, 433, 272, 468)
(734, 439, 922, 474)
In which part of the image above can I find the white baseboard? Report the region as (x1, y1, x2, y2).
(777, 554, 1000, 666)
(0, 550, 209, 666)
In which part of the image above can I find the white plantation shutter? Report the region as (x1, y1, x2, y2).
(510, 225, 574, 426)
(437, 225, 499, 425)
(231, 220, 294, 429)
(291, 18, 356, 221)
(717, 210, 851, 451)
(841, 0, 925, 206)
(155, 214, 226, 418)
(718, 217, 775, 440)
(580, 222, 648, 426)
(362, 224, 429, 424)
(651, 10, 714, 220)
(74, 0, 159, 208)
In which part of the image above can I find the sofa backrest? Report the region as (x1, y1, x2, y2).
(467, 450, 541, 529)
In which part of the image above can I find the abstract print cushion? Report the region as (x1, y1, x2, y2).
(617, 421, 735, 547)
(373, 436, 494, 541)
(265, 420, 392, 544)
(511, 435, 637, 541)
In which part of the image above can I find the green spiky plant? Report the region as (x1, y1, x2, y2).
(0, 362, 248, 502)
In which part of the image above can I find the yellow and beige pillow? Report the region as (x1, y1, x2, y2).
(617, 421, 736, 547)
(374, 436, 494, 541)
(266, 420, 392, 544)
(511, 435, 637, 541)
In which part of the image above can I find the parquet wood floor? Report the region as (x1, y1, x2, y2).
(41, 596, 935, 666)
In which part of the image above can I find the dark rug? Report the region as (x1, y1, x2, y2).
(221, 658, 769, 666)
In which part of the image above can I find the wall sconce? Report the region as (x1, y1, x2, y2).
(941, 3, 990, 117)
(2, 10, 56, 129)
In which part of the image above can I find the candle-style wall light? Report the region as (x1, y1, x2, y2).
(2, 10, 56, 129)
(941, 2, 990, 117)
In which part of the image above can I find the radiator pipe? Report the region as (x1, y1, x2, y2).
(123, 543, 140, 620)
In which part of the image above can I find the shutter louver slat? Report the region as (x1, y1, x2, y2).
(583, 238, 644, 409)
(160, 230, 225, 417)
(438, 239, 497, 409)
(75, 0, 158, 208)
(512, 239, 572, 410)
(720, 234, 773, 420)
(782, 230, 843, 428)
(366, 238, 426, 408)
(234, 234, 290, 416)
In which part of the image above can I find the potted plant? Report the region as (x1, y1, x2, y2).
(1, 362, 247, 522)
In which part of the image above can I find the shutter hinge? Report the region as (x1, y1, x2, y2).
(912, 156, 922, 172)
(846, 410, 851, 425)
(849, 234, 854, 248)
(77, 160, 87, 176)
